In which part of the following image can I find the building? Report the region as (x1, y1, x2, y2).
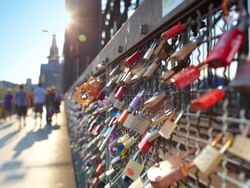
(62, 0, 142, 93)
(39, 34, 63, 92)
(63, 0, 101, 93)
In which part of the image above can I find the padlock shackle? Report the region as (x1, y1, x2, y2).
(211, 133, 223, 146)
(210, 133, 234, 153)
(220, 134, 233, 153)
(174, 110, 184, 124)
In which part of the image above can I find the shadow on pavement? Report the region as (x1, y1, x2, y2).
(0, 122, 14, 131)
(3, 173, 25, 183)
(13, 124, 60, 158)
(0, 160, 22, 171)
(0, 160, 25, 184)
(0, 130, 19, 148)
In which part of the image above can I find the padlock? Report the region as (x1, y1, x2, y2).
(153, 41, 172, 60)
(118, 110, 129, 124)
(144, 92, 166, 109)
(143, 42, 158, 60)
(109, 64, 120, 77)
(191, 89, 225, 110)
(125, 51, 142, 66)
(114, 86, 126, 100)
(206, 17, 248, 68)
(131, 65, 147, 82)
(122, 150, 146, 181)
(110, 155, 123, 167)
(106, 75, 120, 88)
(160, 23, 186, 40)
(170, 42, 197, 62)
(117, 133, 130, 144)
(123, 113, 151, 135)
(96, 88, 106, 100)
(98, 167, 116, 181)
(151, 108, 174, 125)
(159, 110, 183, 139)
(128, 90, 144, 111)
(138, 129, 160, 153)
(90, 154, 102, 166)
(122, 71, 133, 84)
(128, 170, 148, 188)
(230, 123, 250, 162)
(160, 61, 188, 83)
(230, 55, 250, 93)
(99, 123, 117, 152)
(123, 136, 137, 149)
(113, 99, 124, 110)
(108, 117, 116, 127)
(193, 133, 233, 176)
(96, 160, 106, 176)
(147, 155, 193, 188)
(171, 62, 208, 89)
(143, 59, 160, 79)
(112, 137, 136, 159)
(116, 143, 129, 157)
(94, 123, 104, 135)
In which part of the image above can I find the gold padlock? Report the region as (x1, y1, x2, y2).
(124, 136, 137, 149)
(144, 92, 166, 109)
(193, 133, 233, 176)
(159, 110, 183, 139)
(153, 40, 172, 60)
(131, 65, 147, 83)
(230, 122, 250, 162)
(117, 133, 130, 144)
(123, 71, 133, 84)
(170, 42, 197, 62)
(151, 109, 175, 125)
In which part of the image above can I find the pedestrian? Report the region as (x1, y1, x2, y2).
(3, 88, 13, 120)
(15, 84, 28, 128)
(33, 83, 46, 122)
(45, 87, 56, 124)
(54, 91, 62, 114)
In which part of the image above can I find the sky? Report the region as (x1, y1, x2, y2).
(0, 0, 70, 85)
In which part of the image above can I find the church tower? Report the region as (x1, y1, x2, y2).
(39, 34, 63, 92)
(48, 34, 59, 64)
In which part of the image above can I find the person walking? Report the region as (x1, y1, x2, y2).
(3, 88, 13, 120)
(33, 83, 46, 123)
(45, 87, 56, 125)
(15, 85, 28, 129)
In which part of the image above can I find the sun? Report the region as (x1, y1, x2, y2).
(63, 10, 73, 30)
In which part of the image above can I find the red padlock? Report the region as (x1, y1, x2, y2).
(125, 51, 142, 66)
(161, 23, 186, 40)
(108, 117, 117, 127)
(88, 126, 94, 134)
(206, 18, 248, 68)
(95, 124, 104, 134)
(90, 155, 101, 166)
(96, 160, 105, 176)
(191, 89, 225, 110)
(138, 130, 160, 153)
(96, 88, 106, 100)
(171, 63, 207, 89)
(114, 86, 126, 100)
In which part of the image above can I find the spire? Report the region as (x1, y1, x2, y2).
(48, 34, 59, 63)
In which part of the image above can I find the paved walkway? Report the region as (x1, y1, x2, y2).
(0, 106, 76, 188)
